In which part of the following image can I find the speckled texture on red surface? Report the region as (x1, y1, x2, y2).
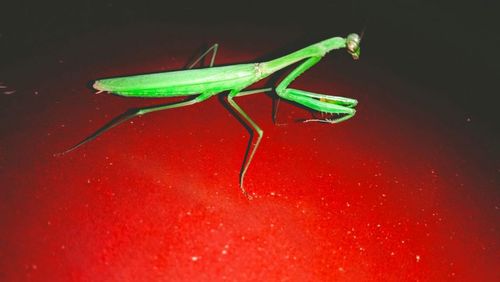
(1, 25, 498, 281)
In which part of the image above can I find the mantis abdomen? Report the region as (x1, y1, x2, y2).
(94, 63, 266, 97)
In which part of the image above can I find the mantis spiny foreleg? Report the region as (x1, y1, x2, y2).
(276, 56, 356, 123)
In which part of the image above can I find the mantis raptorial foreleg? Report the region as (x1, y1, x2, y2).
(276, 56, 357, 122)
(276, 57, 322, 94)
(303, 114, 354, 123)
(284, 88, 356, 123)
(273, 57, 322, 125)
(272, 57, 321, 126)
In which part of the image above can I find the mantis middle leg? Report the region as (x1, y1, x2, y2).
(226, 88, 274, 199)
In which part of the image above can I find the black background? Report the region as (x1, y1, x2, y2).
(1, 0, 498, 134)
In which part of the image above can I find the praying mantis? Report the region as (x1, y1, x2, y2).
(60, 33, 362, 198)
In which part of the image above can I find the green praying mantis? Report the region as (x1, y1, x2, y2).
(60, 33, 362, 198)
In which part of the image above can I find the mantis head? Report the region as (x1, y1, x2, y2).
(346, 33, 361, 60)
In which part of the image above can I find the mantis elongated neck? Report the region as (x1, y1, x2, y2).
(262, 37, 346, 74)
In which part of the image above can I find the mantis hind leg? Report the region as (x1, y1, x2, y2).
(56, 93, 213, 156)
(187, 44, 219, 69)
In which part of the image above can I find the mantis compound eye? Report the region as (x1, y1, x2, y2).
(346, 33, 361, 60)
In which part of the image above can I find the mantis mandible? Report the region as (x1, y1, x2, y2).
(60, 33, 362, 198)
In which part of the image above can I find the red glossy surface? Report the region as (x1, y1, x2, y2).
(1, 26, 498, 281)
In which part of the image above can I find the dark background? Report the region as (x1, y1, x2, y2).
(0, 0, 498, 141)
(1, 1, 498, 133)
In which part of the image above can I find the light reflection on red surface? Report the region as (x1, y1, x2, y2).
(1, 26, 498, 281)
